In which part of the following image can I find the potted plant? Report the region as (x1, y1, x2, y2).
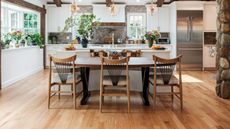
(63, 14, 99, 48)
(2, 33, 12, 49)
(26, 33, 44, 48)
(7, 30, 24, 48)
(144, 30, 161, 48)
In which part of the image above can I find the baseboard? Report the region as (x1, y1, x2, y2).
(2, 66, 43, 87)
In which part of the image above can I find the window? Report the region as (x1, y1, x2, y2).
(23, 13, 39, 34)
(1, 8, 8, 36)
(1, 3, 40, 36)
(127, 13, 146, 39)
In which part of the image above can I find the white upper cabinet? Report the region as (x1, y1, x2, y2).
(93, 5, 125, 22)
(203, 2, 217, 31)
(47, 5, 71, 32)
(147, 6, 170, 32)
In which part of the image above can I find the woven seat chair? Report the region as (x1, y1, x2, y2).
(99, 57, 130, 112)
(149, 55, 183, 110)
(48, 55, 82, 109)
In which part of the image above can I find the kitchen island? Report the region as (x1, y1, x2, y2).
(46, 44, 172, 66)
(46, 43, 173, 102)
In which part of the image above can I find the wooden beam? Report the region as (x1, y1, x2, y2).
(3, 0, 46, 13)
(0, 0, 2, 90)
(53, 0, 62, 7)
(40, 5, 46, 69)
(157, 0, 165, 7)
(106, 0, 112, 7)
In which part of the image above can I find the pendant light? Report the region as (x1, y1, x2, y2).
(109, 0, 118, 16)
(147, 0, 157, 16)
(71, 0, 80, 15)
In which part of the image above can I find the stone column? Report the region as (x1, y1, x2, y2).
(216, 0, 230, 98)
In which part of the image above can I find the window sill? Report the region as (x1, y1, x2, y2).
(2, 46, 41, 52)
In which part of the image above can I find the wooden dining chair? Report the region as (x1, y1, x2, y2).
(100, 57, 130, 112)
(149, 55, 183, 110)
(48, 55, 82, 109)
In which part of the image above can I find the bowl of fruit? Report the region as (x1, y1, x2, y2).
(151, 45, 166, 50)
(65, 43, 76, 51)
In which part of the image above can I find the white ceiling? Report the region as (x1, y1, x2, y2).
(45, 0, 171, 5)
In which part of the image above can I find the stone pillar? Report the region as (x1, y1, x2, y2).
(216, 0, 230, 98)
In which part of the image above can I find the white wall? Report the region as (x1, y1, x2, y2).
(93, 4, 125, 22)
(146, 5, 170, 32)
(46, 5, 71, 33)
(24, 0, 44, 7)
(169, 2, 177, 58)
(203, 2, 217, 31)
(176, 1, 204, 10)
(2, 47, 43, 87)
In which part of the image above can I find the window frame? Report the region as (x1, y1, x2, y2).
(127, 13, 147, 40)
(1, 5, 40, 36)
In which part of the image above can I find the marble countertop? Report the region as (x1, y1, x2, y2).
(48, 44, 172, 53)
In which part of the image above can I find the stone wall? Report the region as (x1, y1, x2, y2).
(216, 0, 230, 98)
(90, 5, 146, 44)
(91, 25, 126, 44)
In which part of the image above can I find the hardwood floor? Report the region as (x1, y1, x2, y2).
(0, 70, 230, 129)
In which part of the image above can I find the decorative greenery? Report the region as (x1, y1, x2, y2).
(8, 30, 24, 43)
(26, 33, 44, 48)
(2, 33, 12, 46)
(144, 30, 161, 41)
(63, 14, 99, 39)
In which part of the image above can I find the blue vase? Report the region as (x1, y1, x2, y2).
(81, 38, 88, 48)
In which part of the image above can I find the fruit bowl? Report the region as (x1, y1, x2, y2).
(65, 44, 76, 51)
(151, 45, 166, 50)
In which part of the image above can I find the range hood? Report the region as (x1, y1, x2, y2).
(96, 22, 126, 26)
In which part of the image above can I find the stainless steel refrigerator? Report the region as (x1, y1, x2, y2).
(177, 10, 203, 70)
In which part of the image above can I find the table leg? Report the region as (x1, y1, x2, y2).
(80, 67, 91, 105)
(141, 67, 150, 106)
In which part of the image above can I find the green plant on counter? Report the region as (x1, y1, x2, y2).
(26, 33, 44, 48)
(62, 14, 100, 39)
(77, 14, 98, 39)
(9, 30, 24, 44)
(2, 33, 11, 49)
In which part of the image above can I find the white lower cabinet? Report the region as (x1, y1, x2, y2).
(203, 45, 216, 69)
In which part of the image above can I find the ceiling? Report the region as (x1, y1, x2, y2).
(45, 0, 171, 5)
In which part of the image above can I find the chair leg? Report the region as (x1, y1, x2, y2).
(58, 85, 61, 99)
(100, 85, 103, 112)
(48, 86, 51, 109)
(127, 85, 130, 113)
(180, 85, 183, 111)
(153, 85, 157, 110)
(73, 84, 76, 109)
(102, 87, 105, 104)
(171, 86, 174, 103)
(71, 85, 73, 97)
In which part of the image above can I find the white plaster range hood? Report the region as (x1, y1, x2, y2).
(93, 4, 126, 22)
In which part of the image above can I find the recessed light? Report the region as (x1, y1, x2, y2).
(136, 0, 140, 2)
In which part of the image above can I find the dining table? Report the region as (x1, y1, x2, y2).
(76, 57, 154, 106)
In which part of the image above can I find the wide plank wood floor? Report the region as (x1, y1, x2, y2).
(0, 70, 230, 129)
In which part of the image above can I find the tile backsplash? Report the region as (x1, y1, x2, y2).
(91, 23, 126, 44)
(48, 32, 72, 44)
